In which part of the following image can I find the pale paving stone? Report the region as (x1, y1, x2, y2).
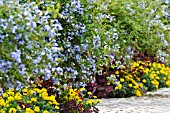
(96, 88, 170, 113)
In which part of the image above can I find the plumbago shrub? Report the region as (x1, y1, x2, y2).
(0, 0, 97, 90)
(82, 0, 169, 67)
(0, 0, 169, 88)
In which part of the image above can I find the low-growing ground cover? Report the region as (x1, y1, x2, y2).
(0, 87, 100, 113)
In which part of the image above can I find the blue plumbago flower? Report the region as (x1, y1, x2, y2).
(52, 77, 60, 85)
(47, 53, 53, 61)
(0, 59, 12, 73)
(33, 56, 42, 64)
(11, 26, 18, 34)
(52, 46, 60, 53)
(10, 49, 21, 63)
(14, 34, 22, 40)
(73, 70, 78, 76)
(93, 35, 101, 48)
(75, 54, 81, 60)
(18, 64, 26, 75)
(56, 67, 63, 75)
(81, 43, 88, 51)
(40, 69, 45, 73)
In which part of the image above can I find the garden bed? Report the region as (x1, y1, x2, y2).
(0, 0, 169, 113)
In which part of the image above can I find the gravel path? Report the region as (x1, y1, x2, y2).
(96, 88, 170, 113)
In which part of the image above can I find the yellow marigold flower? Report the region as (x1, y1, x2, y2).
(115, 70, 119, 75)
(142, 79, 147, 83)
(7, 96, 14, 102)
(5, 103, 9, 107)
(115, 84, 122, 90)
(2, 93, 8, 98)
(31, 98, 37, 102)
(135, 90, 142, 97)
(80, 87, 86, 91)
(163, 77, 167, 81)
(125, 76, 130, 80)
(28, 90, 34, 95)
(34, 88, 41, 93)
(0, 99, 6, 106)
(120, 78, 124, 82)
(17, 105, 21, 110)
(128, 84, 132, 88)
(139, 83, 143, 88)
(68, 89, 74, 95)
(120, 70, 124, 72)
(144, 68, 149, 74)
(75, 96, 80, 101)
(107, 82, 110, 85)
(43, 110, 49, 113)
(15, 92, 22, 96)
(96, 99, 101, 103)
(78, 99, 82, 104)
(157, 63, 162, 68)
(9, 108, 16, 113)
(49, 95, 55, 101)
(53, 100, 60, 105)
(156, 71, 160, 74)
(41, 88, 47, 93)
(14, 95, 22, 101)
(25, 108, 34, 113)
(133, 62, 139, 67)
(7, 91, 14, 96)
(0, 109, 6, 113)
(152, 62, 157, 68)
(41, 92, 48, 99)
(139, 66, 144, 70)
(156, 76, 160, 80)
(22, 88, 28, 93)
(133, 85, 139, 89)
(34, 106, 40, 112)
(166, 81, 170, 87)
(9, 88, 14, 92)
(87, 92, 92, 95)
(151, 80, 156, 85)
(160, 70, 165, 74)
(55, 105, 60, 109)
(86, 100, 93, 105)
(93, 96, 97, 99)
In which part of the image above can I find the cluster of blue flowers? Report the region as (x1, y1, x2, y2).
(0, 0, 169, 93)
